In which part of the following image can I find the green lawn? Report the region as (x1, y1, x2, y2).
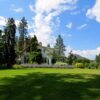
(0, 68, 100, 100)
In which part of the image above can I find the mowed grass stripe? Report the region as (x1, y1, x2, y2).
(0, 68, 100, 100)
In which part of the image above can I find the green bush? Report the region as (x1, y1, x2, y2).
(97, 65, 100, 69)
(54, 62, 67, 66)
(12, 64, 23, 69)
(74, 63, 85, 68)
(83, 63, 90, 68)
(88, 62, 98, 69)
(28, 52, 42, 64)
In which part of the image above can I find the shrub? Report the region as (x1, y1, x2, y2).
(97, 65, 100, 69)
(54, 62, 67, 66)
(28, 52, 42, 64)
(88, 62, 98, 69)
(12, 64, 23, 69)
(83, 63, 90, 68)
(74, 63, 85, 68)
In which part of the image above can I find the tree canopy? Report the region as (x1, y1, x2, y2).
(18, 17, 28, 51)
(54, 35, 65, 56)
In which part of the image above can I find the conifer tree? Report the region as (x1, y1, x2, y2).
(54, 35, 65, 56)
(4, 18, 16, 67)
(18, 17, 28, 51)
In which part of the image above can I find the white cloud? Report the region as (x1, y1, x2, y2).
(71, 10, 80, 15)
(56, 17, 61, 28)
(67, 34, 72, 37)
(0, 16, 6, 26)
(77, 24, 87, 30)
(0, 16, 33, 30)
(73, 47, 100, 60)
(11, 4, 23, 13)
(65, 46, 73, 56)
(65, 46, 100, 60)
(66, 22, 73, 29)
(15, 20, 20, 27)
(86, 0, 100, 22)
(66, 46, 72, 52)
(0, 16, 20, 28)
(35, 0, 77, 13)
(30, 0, 78, 46)
(61, 33, 72, 38)
(13, 8, 23, 12)
(29, 4, 35, 12)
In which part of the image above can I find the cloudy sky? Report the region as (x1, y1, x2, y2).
(0, 0, 100, 59)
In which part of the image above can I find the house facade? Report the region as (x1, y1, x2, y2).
(20, 45, 66, 65)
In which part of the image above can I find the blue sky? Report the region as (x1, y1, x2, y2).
(0, 0, 100, 59)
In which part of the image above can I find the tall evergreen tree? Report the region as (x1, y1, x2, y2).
(95, 54, 100, 65)
(28, 35, 42, 64)
(0, 30, 4, 66)
(4, 18, 16, 67)
(54, 35, 65, 56)
(67, 51, 77, 65)
(18, 17, 28, 51)
(29, 35, 38, 52)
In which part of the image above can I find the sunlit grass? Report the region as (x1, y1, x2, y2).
(0, 68, 100, 100)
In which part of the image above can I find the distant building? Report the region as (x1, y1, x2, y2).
(20, 43, 66, 65)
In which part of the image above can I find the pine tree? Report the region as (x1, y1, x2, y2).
(95, 54, 100, 65)
(28, 35, 42, 64)
(67, 51, 77, 65)
(0, 30, 4, 66)
(29, 35, 39, 52)
(54, 35, 65, 56)
(4, 18, 16, 67)
(18, 17, 28, 51)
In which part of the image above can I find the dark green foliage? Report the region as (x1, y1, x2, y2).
(0, 30, 4, 66)
(27, 35, 42, 64)
(95, 54, 100, 65)
(28, 51, 42, 64)
(67, 51, 77, 65)
(52, 57, 56, 64)
(73, 57, 90, 68)
(88, 61, 98, 69)
(29, 35, 38, 52)
(3, 18, 16, 68)
(74, 63, 85, 68)
(0, 30, 2, 38)
(0, 18, 16, 68)
(25, 36, 31, 52)
(18, 17, 28, 51)
(54, 35, 65, 56)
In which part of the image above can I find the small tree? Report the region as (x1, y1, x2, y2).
(67, 51, 77, 65)
(29, 35, 38, 52)
(28, 35, 42, 64)
(54, 35, 65, 56)
(95, 54, 100, 65)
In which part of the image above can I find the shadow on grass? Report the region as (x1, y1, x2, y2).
(0, 72, 100, 100)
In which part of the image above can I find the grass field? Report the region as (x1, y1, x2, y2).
(0, 68, 100, 100)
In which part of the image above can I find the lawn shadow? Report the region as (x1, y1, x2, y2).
(0, 72, 100, 100)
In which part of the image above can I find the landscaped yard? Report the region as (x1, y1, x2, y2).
(0, 68, 100, 100)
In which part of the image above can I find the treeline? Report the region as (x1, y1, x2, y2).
(67, 51, 100, 69)
(0, 17, 40, 68)
(0, 17, 66, 68)
(0, 18, 16, 68)
(0, 17, 100, 69)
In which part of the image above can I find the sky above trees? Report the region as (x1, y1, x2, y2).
(0, 0, 100, 59)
